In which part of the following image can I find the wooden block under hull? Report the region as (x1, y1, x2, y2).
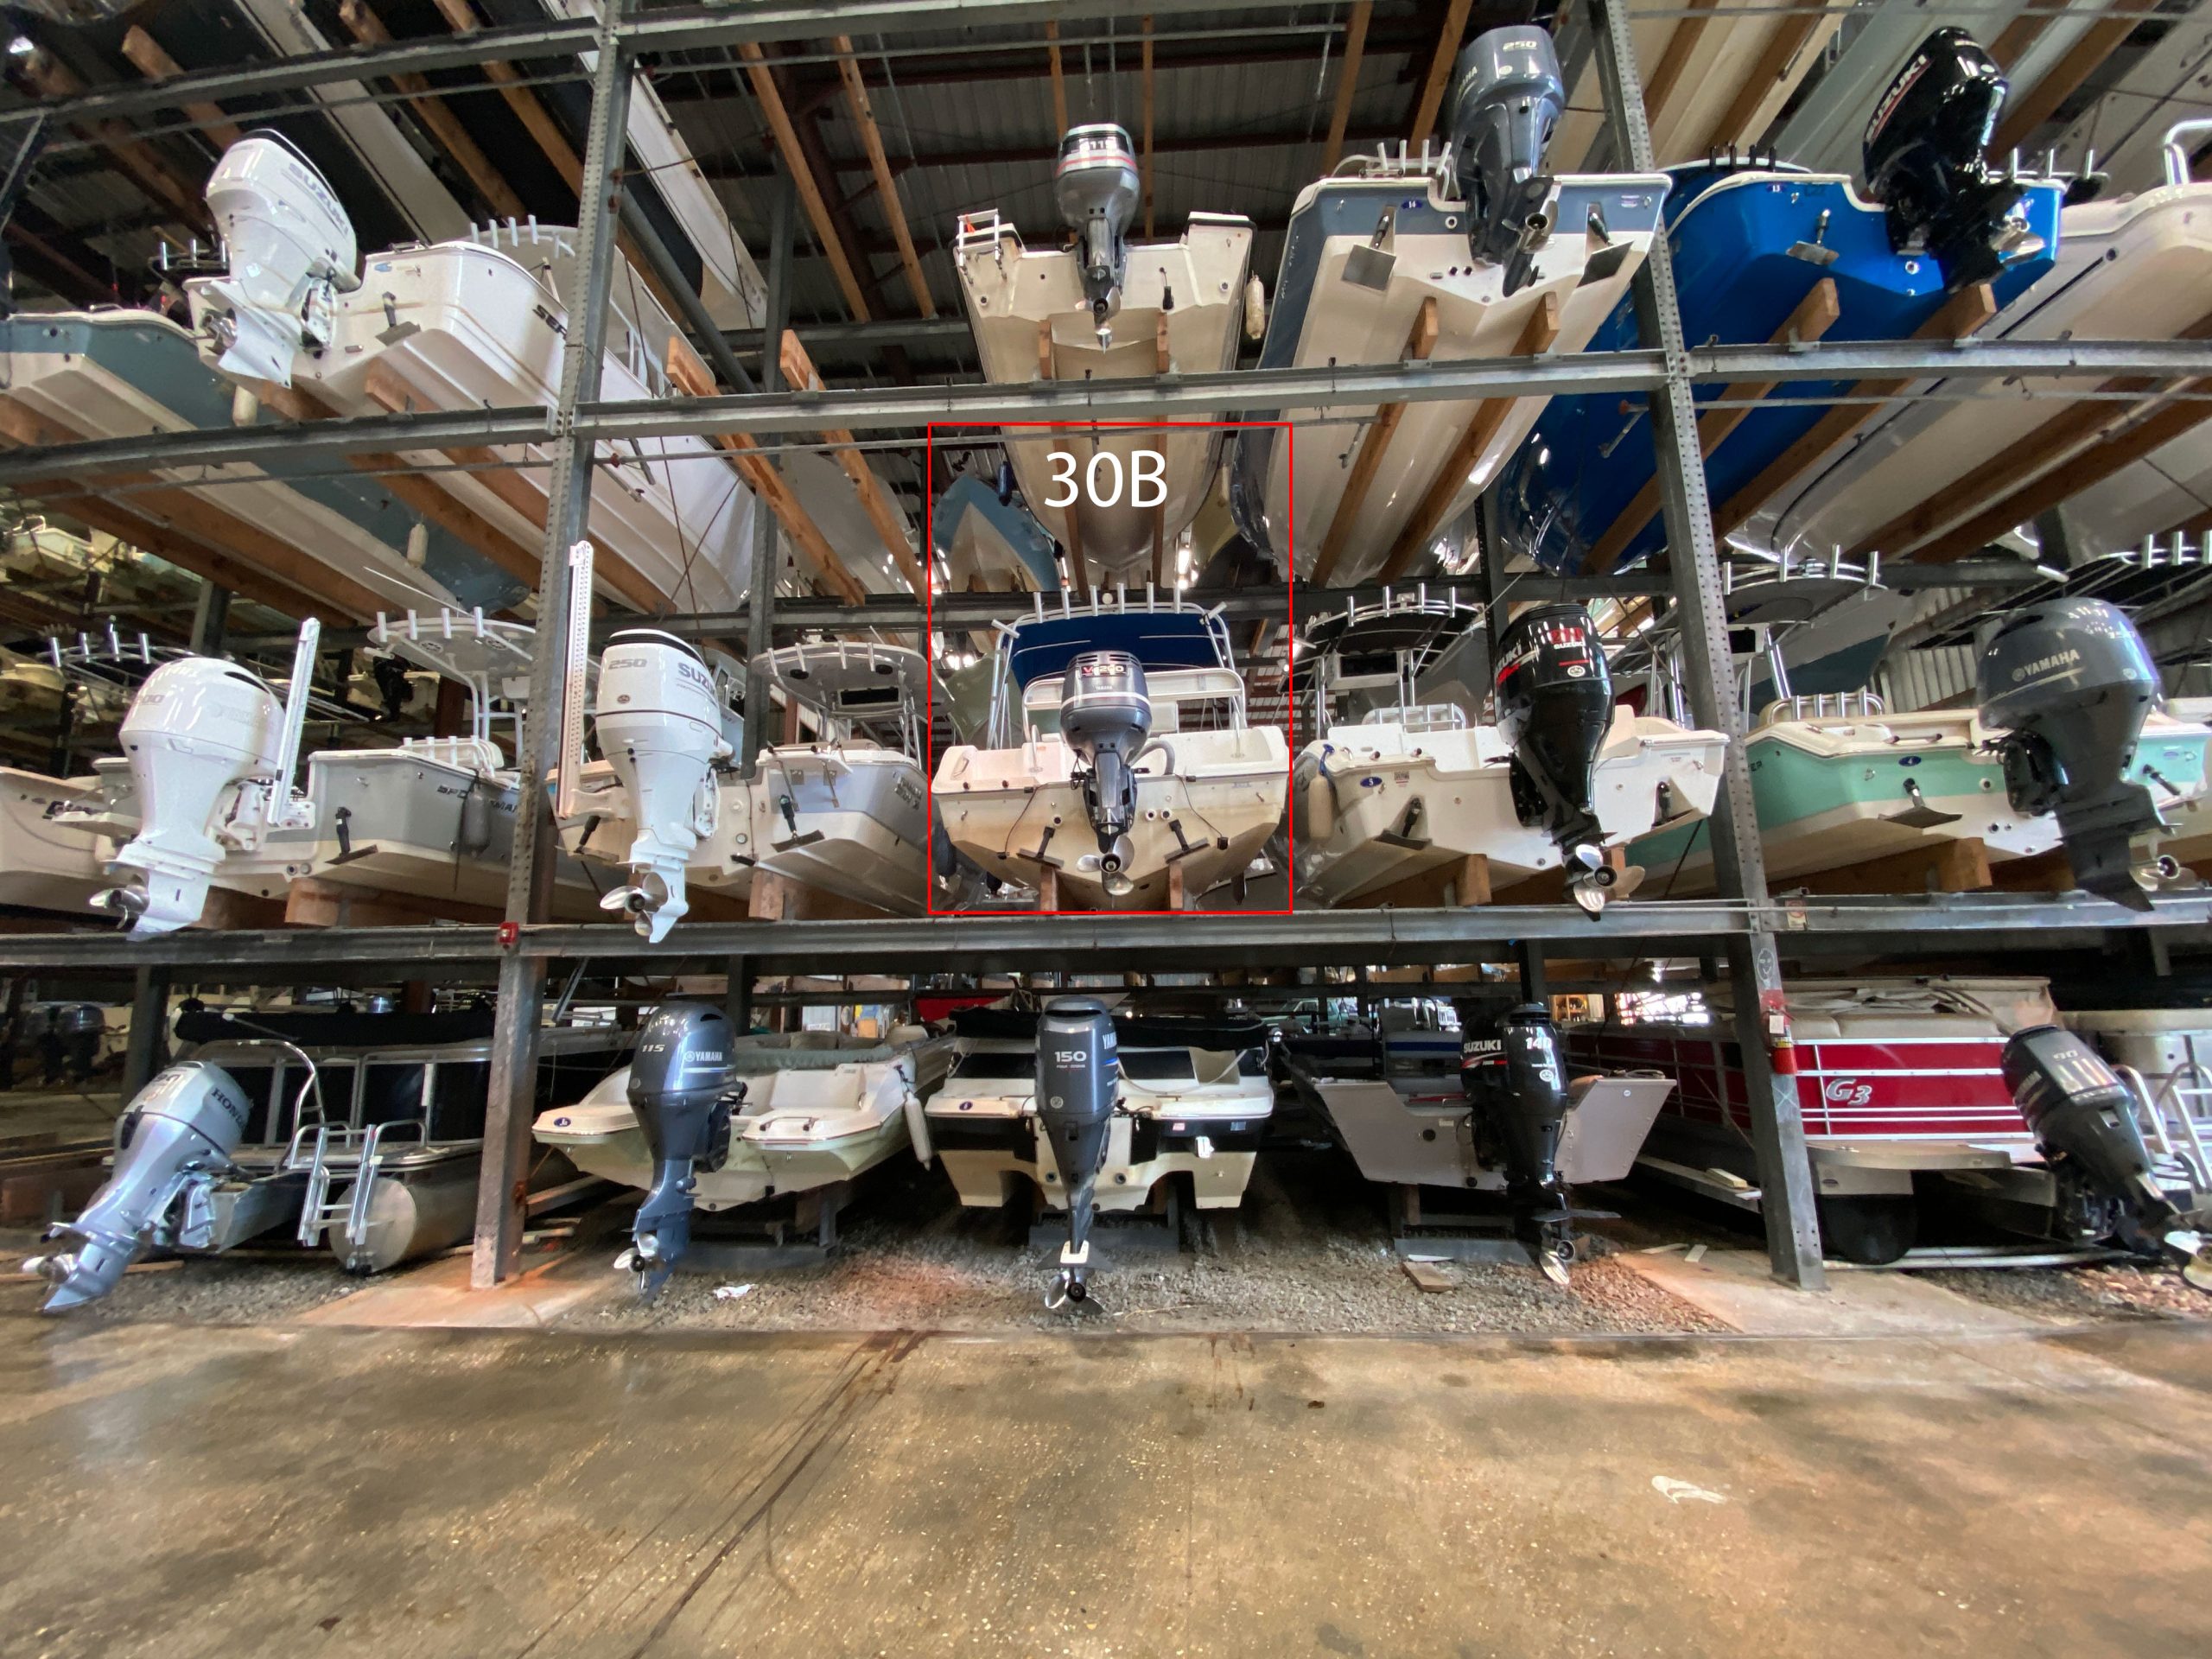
(747, 870, 897, 922)
(1336, 854, 1492, 911)
(1777, 837, 1993, 898)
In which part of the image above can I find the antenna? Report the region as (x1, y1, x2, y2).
(274, 616, 321, 793)
(555, 539, 595, 823)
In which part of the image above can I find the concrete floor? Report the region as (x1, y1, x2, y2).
(3, 1311, 2209, 1657)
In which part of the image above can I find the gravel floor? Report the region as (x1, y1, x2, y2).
(1927, 1262, 2212, 1324)
(1, 1227, 371, 1325)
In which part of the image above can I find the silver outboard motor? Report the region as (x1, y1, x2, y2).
(1977, 596, 2165, 912)
(1061, 651, 1153, 877)
(1450, 24, 1566, 295)
(27, 1059, 253, 1312)
(1863, 29, 2029, 290)
(1038, 997, 1119, 1306)
(626, 1002, 741, 1300)
(1053, 124, 1141, 345)
(1461, 1003, 1576, 1284)
(1496, 605, 1620, 914)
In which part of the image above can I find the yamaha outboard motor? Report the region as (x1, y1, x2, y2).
(1977, 596, 2165, 912)
(1863, 29, 2028, 291)
(1037, 997, 1119, 1306)
(1450, 24, 1566, 295)
(626, 1002, 740, 1299)
(1461, 1003, 1576, 1283)
(27, 1059, 252, 1312)
(1061, 651, 1153, 880)
(1053, 124, 1142, 345)
(1495, 604, 1620, 913)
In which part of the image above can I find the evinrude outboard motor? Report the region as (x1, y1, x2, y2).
(193, 131, 360, 386)
(1977, 596, 2165, 912)
(2002, 1025, 2208, 1281)
(594, 629, 736, 944)
(1863, 29, 2029, 291)
(1037, 997, 1119, 1306)
(1462, 1003, 1576, 1283)
(1450, 24, 1566, 295)
(1061, 651, 1153, 880)
(626, 1002, 741, 1300)
(1053, 124, 1141, 346)
(1495, 605, 1620, 914)
(26, 1059, 252, 1312)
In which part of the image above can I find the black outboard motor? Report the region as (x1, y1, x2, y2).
(1461, 1003, 1576, 1283)
(626, 1002, 741, 1300)
(1450, 24, 1566, 295)
(1863, 29, 2028, 291)
(2002, 1026, 2205, 1274)
(1037, 997, 1119, 1306)
(1061, 651, 1154, 878)
(1053, 124, 1142, 345)
(1495, 604, 1619, 913)
(1977, 596, 2166, 912)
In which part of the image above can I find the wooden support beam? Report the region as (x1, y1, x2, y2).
(833, 35, 935, 318)
(119, 27, 245, 149)
(1586, 277, 1840, 573)
(18, 48, 208, 233)
(1711, 283, 1997, 538)
(777, 329, 925, 591)
(1643, 0, 1720, 137)
(1141, 16, 1156, 239)
(1321, 2, 1373, 173)
(1312, 297, 1438, 587)
(1706, 10, 1823, 154)
(1379, 291, 1561, 582)
(1407, 0, 1474, 150)
(741, 41, 873, 321)
(1992, 0, 2159, 157)
(16, 489, 327, 622)
(1987, 14, 2053, 71)
(1045, 20, 1071, 134)
(340, 0, 527, 221)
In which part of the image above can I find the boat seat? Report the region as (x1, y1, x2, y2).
(747, 1069, 864, 1116)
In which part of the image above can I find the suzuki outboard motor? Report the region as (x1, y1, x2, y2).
(626, 1002, 740, 1300)
(193, 131, 360, 386)
(594, 629, 736, 944)
(1037, 997, 1119, 1306)
(1863, 29, 2028, 291)
(1977, 596, 2165, 912)
(1054, 124, 1141, 345)
(1495, 604, 1619, 913)
(1061, 651, 1153, 878)
(27, 1059, 252, 1312)
(1450, 24, 1566, 295)
(1462, 1003, 1576, 1283)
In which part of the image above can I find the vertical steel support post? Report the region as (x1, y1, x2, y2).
(119, 965, 170, 1099)
(472, 0, 635, 1288)
(1586, 0, 1825, 1287)
(1477, 493, 1548, 1001)
(725, 956, 753, 1034)
(740, 175, 796, 779)
(189, 585, 230, 656)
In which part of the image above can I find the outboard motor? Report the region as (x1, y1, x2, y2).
(2003, 1025, 2208, 1278)
(1863, 29, 2029, 291)
(1053, 124, 1141, 346)
(1461, 1003, 1575, 1283)
(1061, 651, 1153, 880)
(1037, 997, 1119, 1306)
(594, 629, 736, 944)
(191, 131, 360, 386)
(1450, 24, 1566, 295)
(1495, 605, 1620, 913)
(26, 1059, 252, 1312)
(626, 1002, 741, 1300)
(1977, 596, 2165, 911)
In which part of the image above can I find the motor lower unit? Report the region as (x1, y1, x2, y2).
(1495, 604, 1620, 912)
(1037, 997, 1120, 1306)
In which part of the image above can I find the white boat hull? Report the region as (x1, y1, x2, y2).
(0, 771, 111, 912)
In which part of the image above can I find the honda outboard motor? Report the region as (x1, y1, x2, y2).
(27, 1059, 252, 1312)
(1061, 651, 1153, 879)
(1450, 24, 1566, 295)
(594, 629, 736, 944)
(626, 1002, 740, 1299)
(1495, 604, 1619, 913)
(1977, 596, 2165, 912)
(1053, 124, 1141, 345)
(191, 131, 360, 386)
(1863, 29, 2028, 291)
(1462, 1003, 1575, 1283)
(1037, 997, 1119, 1306)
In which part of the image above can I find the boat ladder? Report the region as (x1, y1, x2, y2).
(283, 1120, 425, 1252)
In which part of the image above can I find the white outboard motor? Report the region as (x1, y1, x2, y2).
(593, 629, 735, 944)
(1450, 24, 1565, 294)
(89, 622, 320, 936)
(1060, 651, 1153, 878)
(27, 1059, 253, 1312)
(1053, 124, 1141, 345)
(194, 130, 360, 386)
(626, 1003, 741, 1300)
(1038, 997, 1119, 1306)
